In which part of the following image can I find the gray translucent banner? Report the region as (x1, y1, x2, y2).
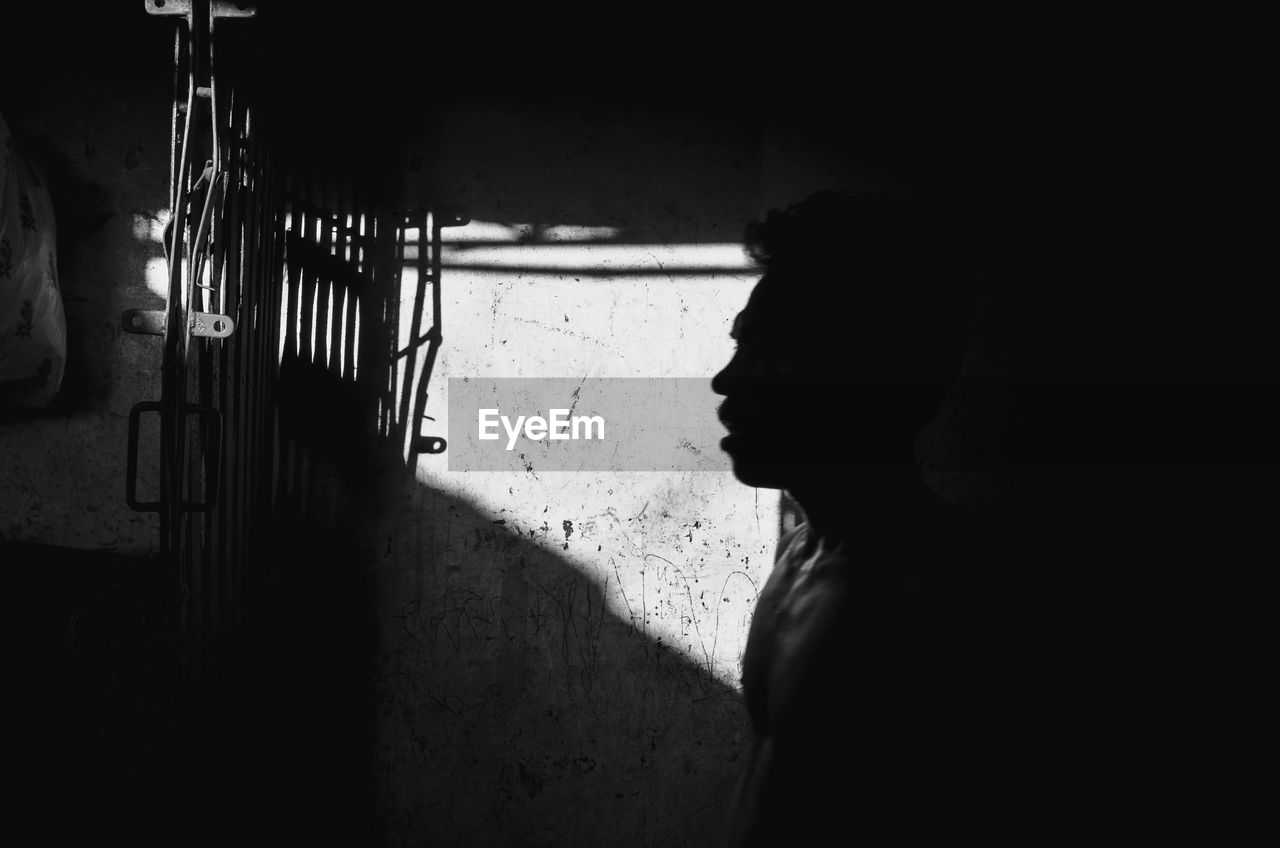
(447, 378, 730, 472)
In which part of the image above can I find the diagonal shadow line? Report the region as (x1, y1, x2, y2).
(261, 197, 754, 848)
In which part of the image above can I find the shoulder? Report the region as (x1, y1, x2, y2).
(758, 522, 813, 599)
(774, 521, 809, 562)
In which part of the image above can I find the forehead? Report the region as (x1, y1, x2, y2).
(732, 274, 800, 340)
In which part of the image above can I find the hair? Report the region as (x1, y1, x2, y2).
(746, 190, 917, 269)
(742, 189, 976, 379)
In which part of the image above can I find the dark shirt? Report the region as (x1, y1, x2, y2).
(723, 508, 1165, 845)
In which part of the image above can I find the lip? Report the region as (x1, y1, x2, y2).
(717, 401, 759, 444)
(718, 411, 755, 436)
(718, 413, 746, 434)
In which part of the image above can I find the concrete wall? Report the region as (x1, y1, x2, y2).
(21, 8, 1269, 848)
(0, 14, 818, 848)
(366, 102, 788, 846)
(1, 22, 170, 549)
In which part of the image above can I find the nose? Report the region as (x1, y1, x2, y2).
(711, 350, 739, 397)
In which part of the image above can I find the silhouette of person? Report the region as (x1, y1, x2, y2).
(712, 190, 992, 845)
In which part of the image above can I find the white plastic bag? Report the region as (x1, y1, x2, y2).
(0, 112, 66, 407)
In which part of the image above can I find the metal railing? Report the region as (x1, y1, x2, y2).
(122, 0, 463, 682)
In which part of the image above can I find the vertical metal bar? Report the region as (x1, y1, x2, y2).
(195, 334, 212, 682)
(221, 94, 244, 636)
(210, 80, 228, 649)
(203, 158, 226, 670)
(407, 210, 445, 462)
(157, 11, 186, 691)
(231, 106, 253, 630)
(299, 181, 319, 366)
(163, 12, 197, 678)
(255, 146, 279, 615)
(283, 178, 301, 360)
(194, 170, 215, 679)
(248, 112, 272, 627)
(290, 172, 315, 508)
(334, 183, 352, 380)
(264, 151, 285, 546)
(397, 212, 426, 460)
(252, 135, 278, 622)
(190, 0, 214, 684)
(389, 221, 407, 443)
(276, 183, 294, 516)
(181, 144, 201, 684)
(364, 207, 383, 435)
(314, 225, 331, 371)
(375, 211, 399, 441)
(344, 190, 362, 385)
(168, 26, 183, 221)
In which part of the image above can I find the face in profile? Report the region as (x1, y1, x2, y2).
(711, 274, 821, 489)
(714, 192, 968, 488)
(711, 271, 958, 488)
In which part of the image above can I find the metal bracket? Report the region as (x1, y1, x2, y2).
(191, 311, 234, 338)
(144, 0, 257, 19)
(122, 309, 167, 335)
(122, 309, 234, 339)
(415, 436, 448, 455)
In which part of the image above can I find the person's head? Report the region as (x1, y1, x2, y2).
(712, 190, 973, 489)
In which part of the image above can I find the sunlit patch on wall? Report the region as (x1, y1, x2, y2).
(440, 229, 755, 277)
(410, 218, 774, 687)
(264, 208, 776, 686)
(131, 212, 168, 244)
(132, 211, 171, 297)
(145, 256, 169, 297)
(436, 221, 623, 244)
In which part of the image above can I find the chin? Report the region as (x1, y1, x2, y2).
(721, 435, 787, 489)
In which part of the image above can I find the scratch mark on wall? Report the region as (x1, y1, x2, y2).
(644, 552, 714, 679)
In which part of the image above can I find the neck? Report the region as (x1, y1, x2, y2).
(785, 468, 948, 545)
